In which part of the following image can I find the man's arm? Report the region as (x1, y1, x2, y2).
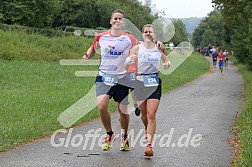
(83, 46, 96, 61)
(83, 34, 102, 62)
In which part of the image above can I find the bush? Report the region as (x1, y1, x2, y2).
(0, 23, 72, 37)
(96, 27, 107, 30)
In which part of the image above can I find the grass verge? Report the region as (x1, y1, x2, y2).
(230, 57, 252, 167)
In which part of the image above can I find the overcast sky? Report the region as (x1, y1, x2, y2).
(140, 0, 215, 18)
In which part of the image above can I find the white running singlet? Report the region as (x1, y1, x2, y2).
(92, 31, 138, 77)
(136, 43, 162, 75)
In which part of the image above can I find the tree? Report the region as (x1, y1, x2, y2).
(172, 19, 188, 45)
(212, 0, 252, 69)
(192, 10, 226, 48)
(192, 22, 208, 47)
(0, 0, 158, 33)
(200, 29, 215, 47)
(0, 0, 61, 27)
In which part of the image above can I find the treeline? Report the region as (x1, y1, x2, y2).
(0, 0, 189, 45)
(0, 0, 156, 30)
(193, 10, 229, 52)
(192, 0, 252, 70)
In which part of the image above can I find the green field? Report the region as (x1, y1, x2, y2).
(0, 30, 210, 151)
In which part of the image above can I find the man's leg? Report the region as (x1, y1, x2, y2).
(97, 94, 115, 151)
(115, 83, 131, 151)
(130, 89, 140, 116)
(118, 103, 129, 134)
(221, 63, 224, 73)
(118, 102, 130, 151)
(96, 94, 111, 132)
(130, 89, 138, 107)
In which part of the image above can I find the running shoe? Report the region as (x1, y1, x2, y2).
(144, 145, 153, 156)
(102, 134, 115, 151)
(120, 138, 130, 151)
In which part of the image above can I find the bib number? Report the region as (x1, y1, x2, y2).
(102, 74, 118, 86)
(129, 73, 135, 81)
(143, 74, 159, 87)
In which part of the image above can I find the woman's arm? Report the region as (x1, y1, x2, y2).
(159, 50, 171, 70)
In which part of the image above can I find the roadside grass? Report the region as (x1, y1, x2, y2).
(0, 60, 101, 150)
(0, 30, 210, 151)
(231, 57, 252, 167)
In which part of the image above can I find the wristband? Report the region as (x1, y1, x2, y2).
(164, 60, 171, 65)
(126, 57, 132, 65)
(167, 60, 171, 66)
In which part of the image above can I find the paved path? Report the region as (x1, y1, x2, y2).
(0, 58, 244, 167)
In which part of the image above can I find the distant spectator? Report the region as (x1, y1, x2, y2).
(165, 43, 169, 50)
(231, 50, 234, 57)
(208, 44, 212, 56)
(223, 49, 229, 69)
(203, 47, 208, 56)
(210, 46, 216, 55)
(169, 41, 174, 51)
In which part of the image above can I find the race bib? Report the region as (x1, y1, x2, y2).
(129, 73, 135, 81)
(143, 74, 159, 87)
(102, 74, 118, 86)
(220, 58, 223, 61)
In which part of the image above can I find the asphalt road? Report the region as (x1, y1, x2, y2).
(0, 58, 244, 167)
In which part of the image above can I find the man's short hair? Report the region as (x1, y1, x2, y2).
(111, 9, 125, 18)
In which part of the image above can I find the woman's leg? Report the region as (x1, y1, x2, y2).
(139, 100, 147, 129)
(146, 99, 160, 145)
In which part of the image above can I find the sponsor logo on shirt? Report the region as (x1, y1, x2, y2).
(143, 53, 159, 62)
(104, 46, 124, 57)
